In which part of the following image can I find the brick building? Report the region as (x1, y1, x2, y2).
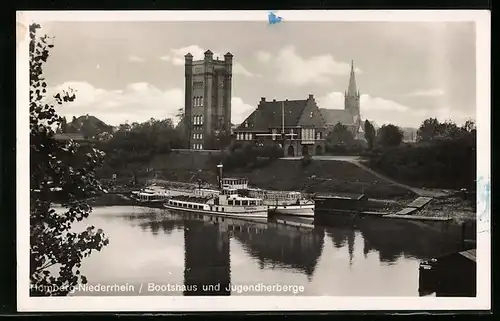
(184, 50, 233, 151)
(233, 94, 327, 157)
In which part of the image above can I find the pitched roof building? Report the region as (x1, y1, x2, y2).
(234, 94, 327, 157)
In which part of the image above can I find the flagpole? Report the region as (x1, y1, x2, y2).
(282, 101, 284, 137)
(281, 101, 286, 149)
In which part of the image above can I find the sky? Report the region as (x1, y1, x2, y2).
(39, 21, 476, 128)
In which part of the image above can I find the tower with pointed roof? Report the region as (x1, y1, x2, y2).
(344, 60, 364, 140)
(344, 60, 361, 126)
(184, 50, 233, 150)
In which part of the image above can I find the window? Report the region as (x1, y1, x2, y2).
(228, 200, 233, 205)
(199, 144, 203, 150)
(193, 115, 203, 125)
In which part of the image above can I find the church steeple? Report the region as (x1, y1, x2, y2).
(344, 59, 361, 128)
(347, 60, 358, 97)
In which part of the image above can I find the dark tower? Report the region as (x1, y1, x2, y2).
(223, 52, 233, 133)
(184, 50, 233, 150)
(184, 53, 193, 148)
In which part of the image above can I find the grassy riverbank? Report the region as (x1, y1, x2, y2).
(227, 159, 415, 199)
(418, 196, 476, 223)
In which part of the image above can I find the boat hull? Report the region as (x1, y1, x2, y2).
(268, 204, 315, 217)
(163, 204, 268, 219)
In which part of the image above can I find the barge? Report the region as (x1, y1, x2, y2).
(313, 193, 367, 215)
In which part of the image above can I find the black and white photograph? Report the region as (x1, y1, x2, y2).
(17, 10, 490, 312)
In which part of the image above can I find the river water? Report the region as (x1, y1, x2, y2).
(69, 205, 466, 296)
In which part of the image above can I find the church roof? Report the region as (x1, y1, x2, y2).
(320, 108, 355, 126)
(347, 60, 358, 97)
(237, 99, 309, 131)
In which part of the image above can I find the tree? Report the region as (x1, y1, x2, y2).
(462, 119, 476, 133)
(326, 122, 355, 146)
(376, 124, 403, 147)
(176, 108, 184, 123)
(416, 118, 440, 142)
(364, 120, 376, 150)
(29, 23, 109, 296)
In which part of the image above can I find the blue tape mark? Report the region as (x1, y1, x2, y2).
(477, 175, 490, 233)
(268, 12, 283, 25)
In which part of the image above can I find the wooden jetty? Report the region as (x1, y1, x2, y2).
(407, 196, 433, 208)
(275, 219, 315, 229)
(394, 196, 434, 216)
(384, 214, 452, 221)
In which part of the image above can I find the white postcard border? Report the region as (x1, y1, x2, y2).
(16, 10, 491, 312)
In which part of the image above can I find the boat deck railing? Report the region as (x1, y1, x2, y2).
(169, 195, 211, 203)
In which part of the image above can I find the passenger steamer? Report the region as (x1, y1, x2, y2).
(163, 165, 268, 219)
(220, 177, 315, 217)
(130, 185, 190, 207)
(163, 187, 268, 219)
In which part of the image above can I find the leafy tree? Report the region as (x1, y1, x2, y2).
(364, 120, 376, 150)
(417, 117, 475, 142)
(176, 108, 184, 124)
(416, 118, 441, 142)
(376, 124, 403, 147)
(55, 116, 68, 134)
(326, 122, 355, 146)
(462, 119, 476, 133)
(29, 23, 109, 296)
(438, 120, 462, 139)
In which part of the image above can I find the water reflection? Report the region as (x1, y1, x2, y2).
(316, 213, 465, 264)
(183, 218, 231, 295)
(232, 220, 324, 280)
(70, 206, 470, 296)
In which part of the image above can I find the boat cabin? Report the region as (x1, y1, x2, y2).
(194, 188, 220, 198)
(221, 178, 249, 190)
(224, 194, 263, 207)
(136, 192, 169, 202)
(248, 189, 303, 202)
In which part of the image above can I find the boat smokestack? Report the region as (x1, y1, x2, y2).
(217, 163, 223, 189)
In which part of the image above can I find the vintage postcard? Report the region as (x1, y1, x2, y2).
(17, 10, 490, 312)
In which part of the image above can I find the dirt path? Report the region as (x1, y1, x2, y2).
(347, 160, 449, 198)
